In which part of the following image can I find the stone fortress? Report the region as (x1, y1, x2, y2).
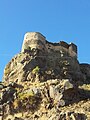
(1, 32, 90, 120)
(3, 32, 81, 85)
(22, 32, 77, 58)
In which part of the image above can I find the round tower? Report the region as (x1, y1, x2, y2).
(21, 32, 46, 52)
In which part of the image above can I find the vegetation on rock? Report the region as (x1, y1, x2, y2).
(0, 32, 90, 120)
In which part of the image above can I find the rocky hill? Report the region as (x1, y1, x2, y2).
(0, 32, 90, 120)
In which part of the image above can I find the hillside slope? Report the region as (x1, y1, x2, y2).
(0, 32, 90, 120)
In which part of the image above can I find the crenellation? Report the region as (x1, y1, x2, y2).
(21, 32, 77, 58)
(59, 41, 69, 49)
(69, 43, 77, 54)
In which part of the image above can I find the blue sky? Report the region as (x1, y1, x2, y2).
(0, 0, 90, 81)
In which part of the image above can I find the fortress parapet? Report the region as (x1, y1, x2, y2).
(21, 32, 77, 58)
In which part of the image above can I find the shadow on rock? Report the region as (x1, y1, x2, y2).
(62, 88, 90, 106)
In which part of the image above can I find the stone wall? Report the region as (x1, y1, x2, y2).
(21, 32, 77, 58)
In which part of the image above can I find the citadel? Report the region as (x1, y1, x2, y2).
(22, 32, 77, 58)
(0, 32, 90, 120)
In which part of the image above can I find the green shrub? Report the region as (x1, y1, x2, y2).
(18, 90, 34, 101)
(32, 66, 40, 74)
(14, 89, 41, 112)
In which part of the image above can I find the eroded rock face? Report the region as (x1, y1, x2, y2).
(80, 64, 90, 83)
(1, 32, 90, 120)
(3, 32, 83, 84)
(0, 79, 89, 120)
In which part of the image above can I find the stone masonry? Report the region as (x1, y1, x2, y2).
(22, 32, 77, 58)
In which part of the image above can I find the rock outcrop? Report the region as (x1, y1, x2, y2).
(3, 32, 84, 84)
(0, 32, 90, 120)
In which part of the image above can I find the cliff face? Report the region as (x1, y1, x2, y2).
(0, 32, 90, 120)
(3, 32, 82, 84)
